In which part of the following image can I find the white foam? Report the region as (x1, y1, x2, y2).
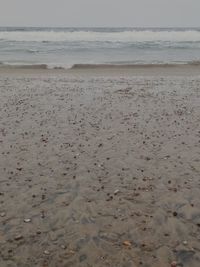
(1, 30, 200, 43)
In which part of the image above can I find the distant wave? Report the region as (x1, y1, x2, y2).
(70, 61, 200, 69)
(1, 30, 200, 43)
(26, 49, 40, 53)
(0, 62, 49, 69)
(1, 61, 200, 70)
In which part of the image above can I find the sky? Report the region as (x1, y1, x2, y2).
(0, 0, 200, 27)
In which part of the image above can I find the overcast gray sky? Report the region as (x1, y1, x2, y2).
(0, 0, 200, 27)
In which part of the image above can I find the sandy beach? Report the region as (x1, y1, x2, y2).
(0, 66, 200, 267)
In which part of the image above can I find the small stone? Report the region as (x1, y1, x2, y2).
(123, 240, 132, 247)
(171, 261, 177, 267)
(14, 234, 23, 241)
(0, 212, 6, 217)
(44, 250, 50, 255)
(24, 218, 31, 223)
(114, 189, 120, 195)
(61, 245, 66, 249)
(173, 211, 178, 217)
(183, 240, 188, 245)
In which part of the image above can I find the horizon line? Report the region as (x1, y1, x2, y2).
(0, 25, 200, 29)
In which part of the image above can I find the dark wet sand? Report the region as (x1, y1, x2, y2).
(0, 67, 200, 267)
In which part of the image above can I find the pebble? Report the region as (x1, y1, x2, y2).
(183, 240, 188, 245)
(44, 250, 50, 255)
(171, 261, 177, 267)
(114, 189, 120, 195)
(0, 212, 6, 217)
(123, 240, 132, 247)
(14, 234, 23, 241)
(24, 218, 31, 223)
(173, 211, 178, 217)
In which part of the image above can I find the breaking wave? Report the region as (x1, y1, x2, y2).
(1, 29, 200, 43)
(1, 61, 200, 71)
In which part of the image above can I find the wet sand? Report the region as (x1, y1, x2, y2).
(0, 67, 200, 267)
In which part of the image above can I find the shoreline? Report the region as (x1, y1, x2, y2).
(1, 64, 200, 76)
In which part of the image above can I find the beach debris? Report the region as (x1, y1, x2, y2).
(14, 234, 23, 241)
(114, 189, 120, 195)
(173, 211, 178, 217)
(171, 261, 177, 267)
(24, 218, 31, 223)
(123, 240, 132, 247)
(0, 212, 6, 217)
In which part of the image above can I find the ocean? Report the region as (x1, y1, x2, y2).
(1, 27, 200, 69)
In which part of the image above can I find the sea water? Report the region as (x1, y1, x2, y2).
(1, 27, 200, 68)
